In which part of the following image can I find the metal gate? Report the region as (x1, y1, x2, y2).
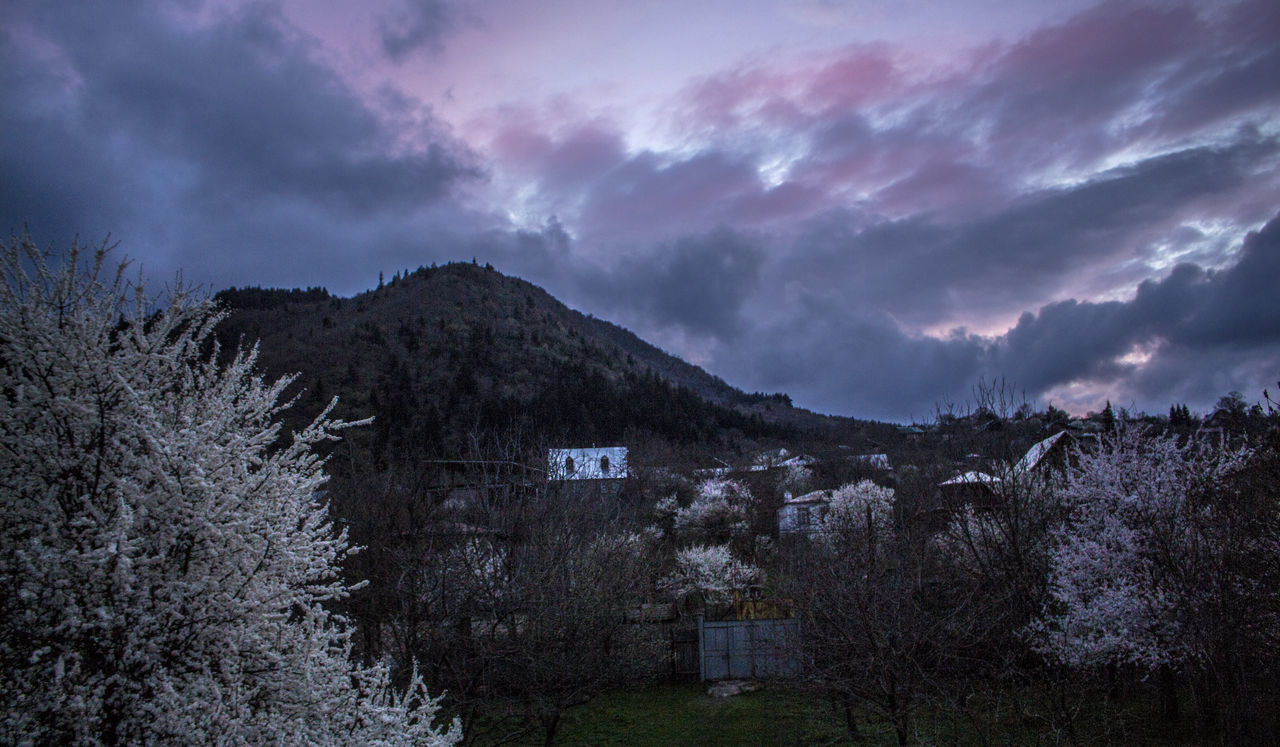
(698, 617, 800, 681)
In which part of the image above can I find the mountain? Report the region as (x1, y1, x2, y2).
(213, 261, 857, 465)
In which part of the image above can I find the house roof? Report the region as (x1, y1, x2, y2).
(783, 489, 833, 505)
(547, 446, 628, 480)
(1014, 430, 1069, 474)
(939, 470, 1001, 487)
(939, 430, 1071, 489)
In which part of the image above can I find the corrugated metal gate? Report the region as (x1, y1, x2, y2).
(698, 617, 800, 681)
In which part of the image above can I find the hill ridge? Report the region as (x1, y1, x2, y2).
(214, 261, 852, 460)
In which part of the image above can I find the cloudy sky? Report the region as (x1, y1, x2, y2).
(3, 0, 1278, 421)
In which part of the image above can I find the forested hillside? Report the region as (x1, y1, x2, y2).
(214, 261, 855, 465)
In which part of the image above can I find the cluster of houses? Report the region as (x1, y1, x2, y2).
(436, 427, 1082, 544)
(426, 431, 1083, 682)
(778, 430, 1080, 536)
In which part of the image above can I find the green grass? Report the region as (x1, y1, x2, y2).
(465, 682, 1219, 746)
(465, 684, 904, 746)
(550, 684, 855, 746)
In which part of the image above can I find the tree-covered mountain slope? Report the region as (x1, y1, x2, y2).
(214, 261, 859, 463)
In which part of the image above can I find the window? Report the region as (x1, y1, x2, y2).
(565, 456, 575, 474)
(796, 506, 810, 528)
(600, 455, 610, 473)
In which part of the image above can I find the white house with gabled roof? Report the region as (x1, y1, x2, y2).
(547, 446, 629, 482)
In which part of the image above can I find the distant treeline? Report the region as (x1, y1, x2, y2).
(214, 286, 331, 311)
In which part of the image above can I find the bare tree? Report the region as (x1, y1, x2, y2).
(782, 484, 992, 745)
(343, 431, 664, 746)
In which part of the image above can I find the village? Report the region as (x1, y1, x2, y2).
(337, 394, 1273, 744)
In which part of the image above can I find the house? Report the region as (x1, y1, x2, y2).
(938, 470, 1004, 506)
(938, 430, 1074, 507)
(777, 489, 834, 536)
(851, 453, 892, 471)
(693, 449, 819, 479)
(1014, 430, 1071, 475)
(780, 454, 818, 469)
(547, 447, 628, 498)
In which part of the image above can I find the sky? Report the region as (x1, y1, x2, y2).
(3, 0, 1278, 422)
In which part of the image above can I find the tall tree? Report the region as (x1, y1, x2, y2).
(1030, 425, 1277, 731)
(0, 239, 459, 745)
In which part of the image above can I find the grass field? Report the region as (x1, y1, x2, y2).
(466, 681, 1217, 746)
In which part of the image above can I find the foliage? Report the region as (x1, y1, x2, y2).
(1030, 427, 1249, 671)
(816, 480, 895, 541)
(214, 284, 331, 310)
(0, 239, 459, 745)
(784, 477, 971, 745)
(1028, 424, 1280, 735)
(777, 463, 813, 496)
(660, 544, 762, 605)
(479, 515, 662, 745)
(671, 478, 753, 544)
(213, 261, 804, 463)
(355, 454, 663, 747)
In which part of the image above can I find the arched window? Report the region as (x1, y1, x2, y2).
(600, 455, 610, 473)
(564, 456, 576, 475)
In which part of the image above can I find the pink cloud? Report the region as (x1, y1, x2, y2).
(801, 44, 903, 113)
(676, 44, 915, 133)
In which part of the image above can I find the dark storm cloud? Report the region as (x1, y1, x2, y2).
(991, 211, 1280, 407)
(720, 302, 989, 422)
(578, 228, 765, 340)
(0, 1, 477, 289)
(669, 0, 1279, 217)
(782, 134, 1278, 329)
(703, 212, 1280, 421)
(998, 212, 1280, 383)
(3, 0, 1277, 423)
(574, 151, 774, 241)
(530, 119, 1276, 419)
(1129, 0, 1280, 143)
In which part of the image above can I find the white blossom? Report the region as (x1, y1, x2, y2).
(817, 480, 895, 539)
(777, 463, 814, 496)
(1028, 426, 1249, 671)
(672, 479, 753, 541)
(0, 240, 459, 745)
(660, 544, 761, 604)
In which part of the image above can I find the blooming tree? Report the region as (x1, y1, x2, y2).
(777, 463, 814, 496)
(660, 544, 762, 605)
(817, 480, 895, 541)
(0, 240, 459, 744)
(785, 477, 964, 745)
(672, 478, 753, 543)
(1030, 426, 1249, 674)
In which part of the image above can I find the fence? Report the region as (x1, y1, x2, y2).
(670, 628, 700, 681)
(697, 616, 801, 681)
